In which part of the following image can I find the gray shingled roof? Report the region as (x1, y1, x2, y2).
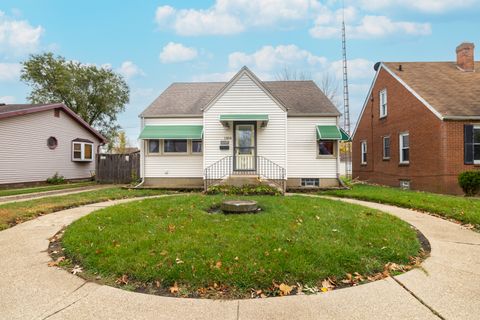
(140, 80, 340, 117)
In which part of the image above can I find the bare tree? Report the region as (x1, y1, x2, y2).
(275, 66, 340, 108)
(274, 66, 312, 81)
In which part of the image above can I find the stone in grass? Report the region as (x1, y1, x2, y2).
(221, 200, 259, 214)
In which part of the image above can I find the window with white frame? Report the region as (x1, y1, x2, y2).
(148, 140, 160, 154)
(399, 132, 410, 164)
(164, 139, 188, 153)
(379, 89, 387, 118)
(383, 136, 391, 159)
(72, 140, 93, 162)
(361, 141, 367, 164)
(474, 126, 480, 164)
(192, 140, 203, 154)
(301, 178, 319, 187)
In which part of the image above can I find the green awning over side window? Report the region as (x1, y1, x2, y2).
(219, 114, 269, 122)
(139, 125, 203, 140)
(316, 125, 351, 141)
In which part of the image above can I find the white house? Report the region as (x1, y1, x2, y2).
(0, 103, 106, 186)
(138, 67, 349, 191)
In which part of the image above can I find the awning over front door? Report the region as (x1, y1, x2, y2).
(138, 125, 203, 139)
(219, 114, 269, 127)
(316, 125, 351, 141)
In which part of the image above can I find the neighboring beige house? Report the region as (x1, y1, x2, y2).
(0, 103, 106, 186)
(138, 67, 349, 191)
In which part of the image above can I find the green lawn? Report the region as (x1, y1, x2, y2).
(322, 184, 480, 228)
(0, 188, 171, 230)
(62, 194, 420, 298)
(0, 181, 96, 197)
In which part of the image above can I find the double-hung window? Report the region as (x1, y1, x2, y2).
(379, 89, 388, 118)
(464, 125, 480, 164)
(72, 140, 94, 162)
(383, 136, 391, 160)
(361, 141, 367, 164)
(399, 132, 410, 164)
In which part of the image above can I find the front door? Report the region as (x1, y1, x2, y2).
(234, 122, 256, 171)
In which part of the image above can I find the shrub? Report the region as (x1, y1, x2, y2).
(206, 184, 281, 196)
(458, 170, 480, 196)
(46, 172, 66, 185)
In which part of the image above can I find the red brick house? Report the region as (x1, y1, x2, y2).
(352, 42, 480, 195)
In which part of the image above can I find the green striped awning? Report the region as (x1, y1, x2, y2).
(219, 114, 269, 122)
(139, 125, 203, 139)
(316, 125, 351, 141)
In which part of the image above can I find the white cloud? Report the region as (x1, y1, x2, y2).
(229, 45, 327, 72)
(0, 63, 21, 81)
(359, 0, 477, 13)
(0, 11, 43, 55)
(0, 95, 16, 104)
(329, 58, 375, 80)
(116, 61, 144, 79)
(159, 42, 198, 63)
(154, 0, 323, 36)
(310, 6, 431, 39)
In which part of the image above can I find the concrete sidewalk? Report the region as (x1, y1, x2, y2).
(0, 194, 479, 319)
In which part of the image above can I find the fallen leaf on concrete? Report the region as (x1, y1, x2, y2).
(47, 256, 65, 267)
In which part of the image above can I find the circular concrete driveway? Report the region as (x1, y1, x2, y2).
(0, 195, 479, 320)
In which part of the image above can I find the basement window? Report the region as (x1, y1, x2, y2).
(301, 178, 319, 187)
(72, 139, 94, 162)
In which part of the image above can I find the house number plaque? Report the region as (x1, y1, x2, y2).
(220, 140, 230, 150)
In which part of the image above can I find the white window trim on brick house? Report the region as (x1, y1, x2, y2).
(474, 125, 480, 165)
(379, 89, 388, 118)
(399, 132, 410, 164)
(383, 136, 391, 160)
(361, 140, 367, 165)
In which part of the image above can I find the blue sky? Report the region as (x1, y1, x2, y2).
(1, 0, 479, 144)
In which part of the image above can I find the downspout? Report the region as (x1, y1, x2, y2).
(134, 116, 145, 188)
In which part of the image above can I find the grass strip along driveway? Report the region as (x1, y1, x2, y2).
(0, 188, 171, 231)
(61, 194, 421, 299)
(0, 181, 96, 198)
(322, 184, 480, 229)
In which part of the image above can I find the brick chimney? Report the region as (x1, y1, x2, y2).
(456, 42, 475, 72)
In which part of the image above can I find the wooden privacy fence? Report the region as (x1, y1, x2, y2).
(96, 152, 140, 184)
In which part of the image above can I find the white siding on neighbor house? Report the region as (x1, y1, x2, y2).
(287, 117, 339, 178)
(204, 73, 287, 172)
(0, 109, 100, 185)
(142, 118, 203, 178)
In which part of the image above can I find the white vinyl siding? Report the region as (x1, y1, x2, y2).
(142, 118, 203, 178)
(203, 73, 287, 171)
(0, 109, 100, 185)
(287, 117, 338, 178)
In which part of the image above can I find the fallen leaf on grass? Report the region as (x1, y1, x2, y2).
(279, 283, 293, 296)
(116, 274, 129, 285)
(169, 282, 179, 294)
(47, 256, 65, 267)
(71, 265, 83, 275)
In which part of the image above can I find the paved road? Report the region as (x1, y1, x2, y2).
(0, 194, 479, 319)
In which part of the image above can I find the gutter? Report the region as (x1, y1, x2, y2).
(134, 116, 146, 188)
(442, 116, 480, 120)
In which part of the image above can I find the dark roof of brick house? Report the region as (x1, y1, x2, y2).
(383, 61, 480, 118)
(0, 103, 106, 143)
(140, 80, 340, 117)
